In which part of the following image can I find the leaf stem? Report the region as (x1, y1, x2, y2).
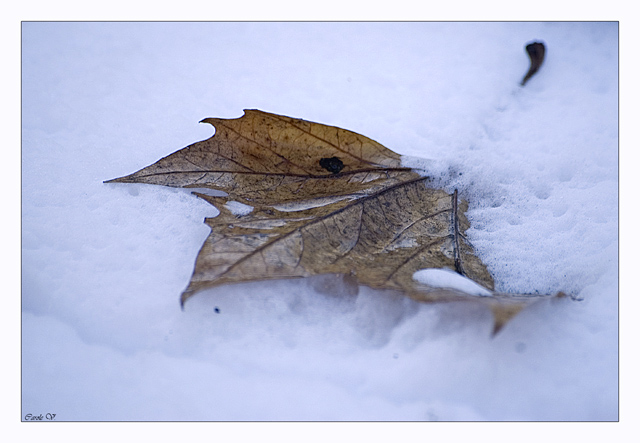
(451, 189, 465, 277)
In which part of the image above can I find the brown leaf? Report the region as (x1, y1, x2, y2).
(106, 109, 559, 334)
(107, 109, 413, 205)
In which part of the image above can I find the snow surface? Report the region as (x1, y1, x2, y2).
(21, 22, 618, 421)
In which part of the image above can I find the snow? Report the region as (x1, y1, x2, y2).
(21, 22, 618, 421)
(413, 269, 492, 296)
(224, 200, 254, 216)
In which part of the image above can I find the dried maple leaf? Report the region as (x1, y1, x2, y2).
(106, 109, 559, 334)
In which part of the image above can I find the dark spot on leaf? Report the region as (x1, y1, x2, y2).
(319, 156, 344, 174)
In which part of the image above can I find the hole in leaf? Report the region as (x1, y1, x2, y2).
(319, 156, 344, 174)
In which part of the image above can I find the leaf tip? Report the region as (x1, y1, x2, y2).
(180, 292, 189, 309)
(489, 303, 525, 337)
(491, 319, 506, 337)
(103, 176, 129, 184)
(199, 117, 216, 126)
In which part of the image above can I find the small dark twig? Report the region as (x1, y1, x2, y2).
(521, 42, 546, 86)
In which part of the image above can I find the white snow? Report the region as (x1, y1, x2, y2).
(224, 200, 254, 216)
(413, 269, 492, 296)
(21, 22, 618, 421)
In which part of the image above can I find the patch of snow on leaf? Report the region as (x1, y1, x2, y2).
(224, 200, 254, 216)
(413, 268, 492, 296)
